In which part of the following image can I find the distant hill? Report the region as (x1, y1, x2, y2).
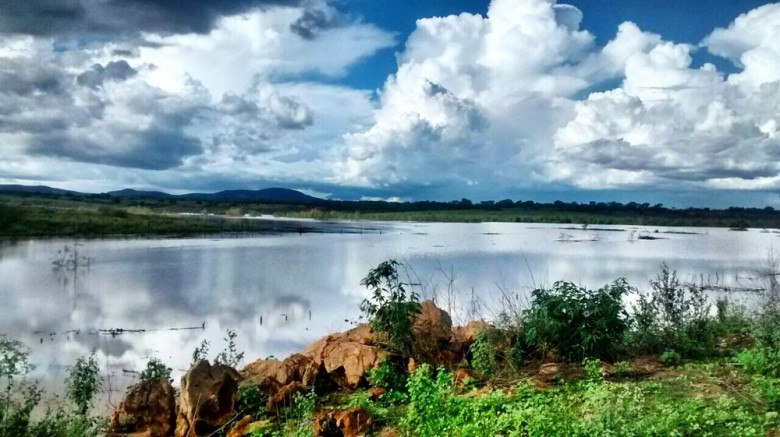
(106, 188, 171, 198)
(179, 188, 320, 203)
(1, 184, 322, 203)
(0, 184, 79, 195)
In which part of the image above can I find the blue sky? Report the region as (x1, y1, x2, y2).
(1, 0, 779, 208)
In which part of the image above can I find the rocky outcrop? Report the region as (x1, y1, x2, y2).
(412, 300, 453, 350)
(175, 360, 241, 437)
(452, 320, 490, 346)
(265, 381, 305, 413)
(226, 415, 270, 437)
(242, 353, 319, 391)
(245, 324, 385, 390)
(314, 407, 373, 437)
(108, 378, 176, 437)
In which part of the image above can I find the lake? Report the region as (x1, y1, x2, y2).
(1, 219, 777, 408)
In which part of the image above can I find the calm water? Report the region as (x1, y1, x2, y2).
(1, 220, 778, 407)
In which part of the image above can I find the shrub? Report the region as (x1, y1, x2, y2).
(628, 264, 717, 358)
(660, 350, 682, 366)
(403, 364, 456, 436)
(139, 357, 171, 382)
(216, 329, 244, 368)
(737, 347, 780, 377)
(523, 280, 631, 360)
(360, 260, 421, 354)
(582, 358, 603, 382)
(613, 360, 631, 376)
(368, 358, 408, 394)
(65, 352, 101, 415)
(469, 330, 498, 378)
(235, 383, 269, 419)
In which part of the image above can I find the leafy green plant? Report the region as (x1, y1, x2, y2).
(288, 390, 317, 420)
(660, 350, 682, 367)
(216, 329, 244, 368)
(403, 364, 456, 436)
(524, 280, 631, 360)
(236, 383, 269, 419)
(583, 358, 603, 382)
(360, 260, 421, 354)
(65, 352, 101, 415)
(737, 347, 780, 377)
(368, 358, 407, 394)
(613, 360, 631, 376)
(191, 339, 210, 365)
(138, 357, 172, 382)
(469, 330, 498, 378)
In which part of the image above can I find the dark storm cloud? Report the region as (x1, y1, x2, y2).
(76, 60, 137, 89)
(289, 7, 343, 39)
(0, 59, 66, 96)
(29, 127, 203, 170)
(0, 0, 303, 37)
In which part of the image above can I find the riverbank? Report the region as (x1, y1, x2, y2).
(3, 191, 780, 238)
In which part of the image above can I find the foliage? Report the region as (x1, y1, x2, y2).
(287, 390, 317, 421)
(368, 358, 407, 395)
(628, 264, 717, 358)
(582, 358, 604, 382)
(138, 357, 172, 382)
(523, 280, 631, 360)
(737, 347, 780, 377)
(469, 330, 499, 378)
(613, 360, 632, 376)
(65, 352, 101, 415)
(403, 364, 456, 436)
(216, 329, 244, 368)
(660, 350, 682, 366)
(235, 384, 269, 419)
(359, 260, 421, 354)
(191, 340, 210, 365)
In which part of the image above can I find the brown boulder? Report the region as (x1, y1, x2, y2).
(538, 363, 562, 382)
(367, 387, 386, 401)
(412, 300, 453, 347)
(242, 353, 319, 391)
(314, 407, 373, 437)
(175, 360, 241, 437)
(302, 325, 386, 389)
(109, 378, 176, 437)
(452, 321, 490, 345)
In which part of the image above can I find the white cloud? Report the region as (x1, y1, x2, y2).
(342, 0, 780, 195)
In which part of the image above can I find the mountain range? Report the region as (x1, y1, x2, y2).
(0, 184, 322, 203)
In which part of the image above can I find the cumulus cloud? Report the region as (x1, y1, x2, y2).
(341, 0, 780, 196)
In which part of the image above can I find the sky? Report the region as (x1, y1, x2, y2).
(1, 0, 779, 208)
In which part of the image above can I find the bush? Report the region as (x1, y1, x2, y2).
(368, 358, 408, 394)
(737, 347, 780, 377)
(66, 352, 101, 415)
(660, 350, 682, 366)
(360, 260, 421, 354)
(523, 280, 631, 361)
(628, 264, 717, 358)
(139, 357, 171, 382)
(403, 364, 456, 436)
(469, 330, 499, 378)
(235, 383, 269, 419)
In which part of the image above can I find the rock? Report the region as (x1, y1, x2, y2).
(538, 363, 562, 382)
(453, 368, 477, 388)
(109, 378, 176, 437)
(600, 362, 615, 377)
(367, 387, 386, 401)
(452, 321, 490, 346)
(332, 406, 373, 437)
(407, 357, 417, 373)
(175, 360, 241, 437)
(412, 300, 453, 348)
(314, 407, 373, 437)
(265, 381, 305, 414)
(242, 353, 319, 391)
(303, 326, 386, 389)
(226, 415, 271, 437)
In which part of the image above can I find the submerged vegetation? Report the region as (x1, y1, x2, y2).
(2, 260, 780, 435)
(3, 189, 780, 237)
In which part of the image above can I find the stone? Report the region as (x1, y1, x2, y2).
(314, 407, 373, 437)
(538, 363, 562, 382)
(412, 300, 453, 347)
(452, 321, 490, 345)
(242, 353, 319, 391)
(303, 326, 386, 389)
(109, 378, 176, 437)
(175, 360, 241, 437)
(367, 386, 386, 401)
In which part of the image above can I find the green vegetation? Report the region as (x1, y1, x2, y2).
(139, 357, 172, 382)
(4, 190, 780, 237)
(0, 336, 105, 436)
(360, 260, 421, 355)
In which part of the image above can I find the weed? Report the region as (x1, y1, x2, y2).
(138, 357, 172, 382)
(65, 352, 101, 415)
(216, 329, 244, 368)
